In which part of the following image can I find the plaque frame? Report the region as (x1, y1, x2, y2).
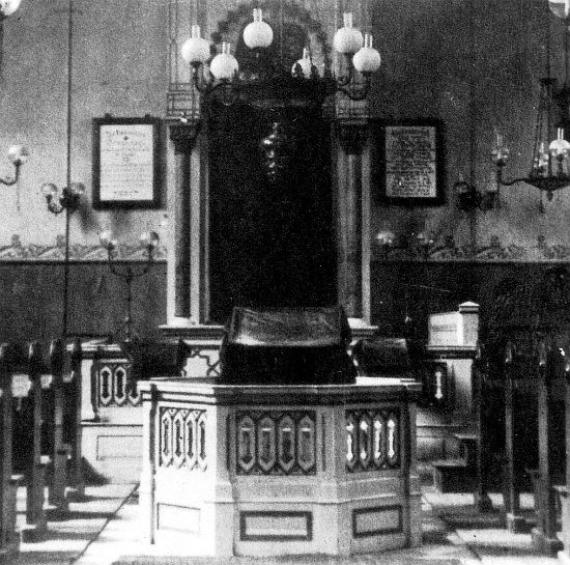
(373, 119, 444, 205)
(92, 115, 162, 209)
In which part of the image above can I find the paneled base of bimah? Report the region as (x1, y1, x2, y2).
(81, 422, 142, 483)
(531, 528, 563, 555)
(138, 377, 422, 558)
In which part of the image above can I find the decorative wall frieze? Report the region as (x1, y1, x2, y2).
(4, 232, 570, 263)
(236, 410, 316, 476)
(375, 234, 570, 263)
(0, 235, 167, 261)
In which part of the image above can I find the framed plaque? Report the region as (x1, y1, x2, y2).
(374, 120, 444, 205)
(92, 116, 162, 209)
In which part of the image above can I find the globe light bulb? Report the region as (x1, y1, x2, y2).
(99, 230, 114, 248)
(0, 0, 22, 18)
(41, 183, 58, 198)
(416, 231, 434, 248)
(333, 12, 364, 55)
(69, 182, 86, 195)
(549, 0, 570, 20)
(549, 127, 570, 157)
(140, 231, 160, 249)
(375, 230, 395, 248)
(243, 8, 273, 49)
(291, 47, 315, 79)
(7, 144, 29, 165)
(181, 25, 210, 65)
(352, 33, 381, 74)
(209, 42, 239, 80)
(491, 132, 510, 164)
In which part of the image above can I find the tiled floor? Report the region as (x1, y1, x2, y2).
(7, 484, 566, 565)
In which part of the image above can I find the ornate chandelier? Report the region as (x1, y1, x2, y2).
(492, 0, 570, 211)
(173, 1, 381, 115)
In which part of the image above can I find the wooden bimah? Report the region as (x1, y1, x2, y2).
(140, 308, 422, 557)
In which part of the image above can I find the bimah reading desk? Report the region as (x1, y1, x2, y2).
(139, 307, 422, 557)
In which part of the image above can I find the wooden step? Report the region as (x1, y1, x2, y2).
(432, 459, 477, 493)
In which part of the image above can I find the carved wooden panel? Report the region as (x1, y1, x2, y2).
(236, 410, 316, 476)
(346, 409, 400, 472)
(159, 407, 207, 470)
(94, 361, 141, 407)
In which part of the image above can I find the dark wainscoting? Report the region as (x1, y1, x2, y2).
(0, 261, 167, 342)
(370, 260, 570, 340)
(1, 259, 564, 344)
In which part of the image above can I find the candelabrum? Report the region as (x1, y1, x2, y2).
(41, 182, 85, 338)
(99, 231, 160, 342)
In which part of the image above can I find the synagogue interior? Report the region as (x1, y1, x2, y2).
(2, 0, 570, 564)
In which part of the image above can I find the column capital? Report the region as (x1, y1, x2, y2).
(337, 120, 368, 154)
(169, 122, 201, 154)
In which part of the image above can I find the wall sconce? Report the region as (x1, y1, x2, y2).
(453, 180, 497, 212)
(99, 230, 160, 342)
(41, 182, 85, 214)
(0, 144, 28, 185)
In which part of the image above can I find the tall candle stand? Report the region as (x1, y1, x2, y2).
(99, 230, 160, 342)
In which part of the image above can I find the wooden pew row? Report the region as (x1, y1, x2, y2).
(528, 338, 565, 554)
(0, 343, 22, 562)
(0, 339, 83, 559)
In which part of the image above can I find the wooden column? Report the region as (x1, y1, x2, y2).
(0, 344, 21, 560)
(531, 339, 563, 553)
(67, 338, 84, 499)
(139, 383, 158, 543)
(503, 340, 526, 532)
(47, 339, 69, 518)
(473, 343, 494, 512)
(560, 346, 570, 564)
(21, 342, 47, 543)
(170, 123, 201, 320)
(336, 120, 367, 320)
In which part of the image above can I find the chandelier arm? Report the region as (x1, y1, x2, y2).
(191, 64, 209, 94)
(335, 58, 355, 88)
(496, 176, 534, 188)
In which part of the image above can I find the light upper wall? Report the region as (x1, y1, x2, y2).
(371, 0, 570, 261)
(0, 0, 566, 261)
(0, 0, 168, 253)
